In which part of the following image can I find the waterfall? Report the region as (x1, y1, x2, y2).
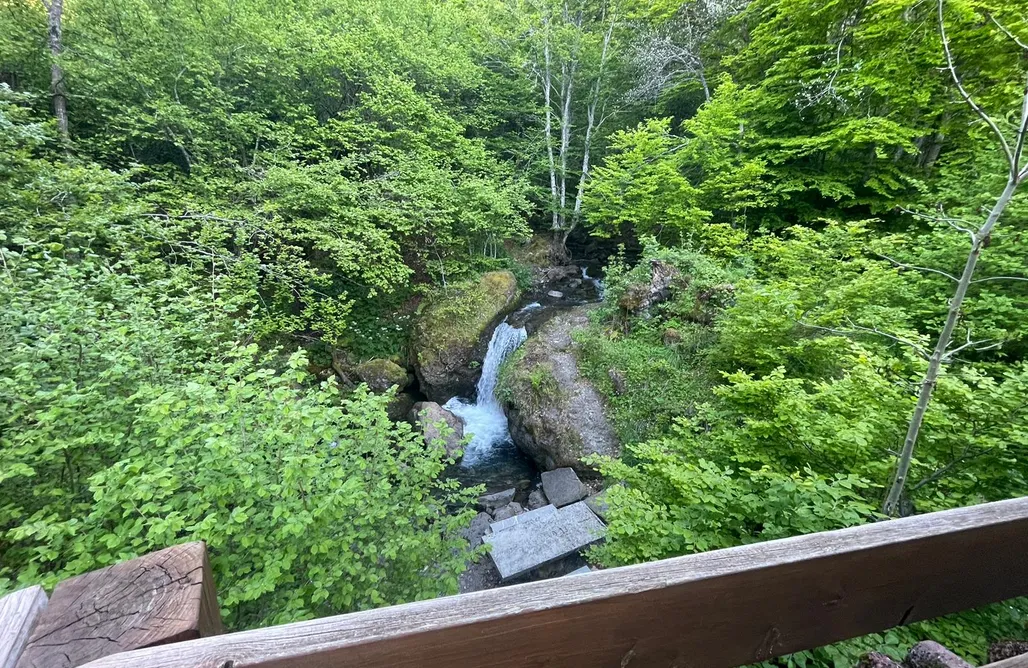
(444, 317, 528, 466)
(582, 266, 604, 299)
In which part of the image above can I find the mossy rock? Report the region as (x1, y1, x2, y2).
(355, 358, 410, 394)
(412, 270, 520, 401)
(497, 305, 619, 474)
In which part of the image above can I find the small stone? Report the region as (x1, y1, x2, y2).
(905, 641, 974, 668)
(461, 512, 493, 547)
(662, 328, 682, 345)
(607, 368, 627, 395)
(527, 487, 549, 510)
(478, 488, 516, 513)
(541, 468, 588, 508)
(386, 392, 416, 422)
(989, 641, 1028, 663)
(856, 652, 901, 668)
(584, 490, 609, 522)
(547, 290, 564, 298)
(492, 502, 524, 522)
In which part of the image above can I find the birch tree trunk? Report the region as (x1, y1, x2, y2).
(541, 20, 560, 232)
(882, 0, 1028, 515)
(570, 14, 616, 240)
(42, 0, 68, 140)
(882, 177, 1020, 516)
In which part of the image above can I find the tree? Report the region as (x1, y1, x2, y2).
(627, 0, 747, 103)
(521, 0, 624, 252)
(882, 2, 1028, 516)
(40, 0, 67, 139)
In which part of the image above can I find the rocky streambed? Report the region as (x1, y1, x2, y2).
(326, 262, 621, 591)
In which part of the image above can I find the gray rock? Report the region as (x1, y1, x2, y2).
(492, 502, 524, 522)
(906, 642, 974, 668)
(618, 259, 681, 316)
(541, 468, 588, 508)
(566, 565, 593, 576)
(461, 512, 493, 547)
(500, 305, 620, 473)
(527, 487, 549, 510)
(484, 501, 606, 581)
(547, 290, 564, 298)
(386, 392, 416, 422)
(409, 402, 464, 457)
(490, 504, 557, 533)
(584, 490, 610, 522)
(477, 488, 516, 513)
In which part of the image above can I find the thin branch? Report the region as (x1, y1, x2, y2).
(898, 206, 976, 241)
(988, 13, 1028, 52)
(797, 320, 930, 359)
(142, 212, 249, 225)
(939, 0, 1014, 173)
(970, 275, 1028, 284)
(874, 252, 958, 282)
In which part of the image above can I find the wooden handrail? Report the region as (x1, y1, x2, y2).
(74, 496, 1028, 668)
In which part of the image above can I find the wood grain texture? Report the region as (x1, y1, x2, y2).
(17, 541, 222, 668)
(83, 497, 1028, 668)
(983, 655, 1028, 668)
(0, 587, 48, 668)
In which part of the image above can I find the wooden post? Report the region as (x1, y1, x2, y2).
(16, 542, 221, 668)
(0, 586, 48, 668)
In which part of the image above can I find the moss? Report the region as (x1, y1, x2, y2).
(416, 270, 519, 367)
(355, 358, 409, 393)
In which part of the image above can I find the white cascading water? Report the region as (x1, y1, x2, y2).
(582, 266, 604, 299)
(443, 318, 528, 466)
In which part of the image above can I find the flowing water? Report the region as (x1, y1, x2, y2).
(444, 308, 538, 491)
(444, 320, 527, 466)
(444, 273, 604, 493)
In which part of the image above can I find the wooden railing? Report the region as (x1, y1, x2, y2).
(3, 496, 1028, 668)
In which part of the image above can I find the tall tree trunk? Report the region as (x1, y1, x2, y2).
(882, 2, 1028, 515)
(541, 20, 560, 232)
(42, 0, 68, 140)
(571, 14, 616, 234)
(883, 176, 1020, 516)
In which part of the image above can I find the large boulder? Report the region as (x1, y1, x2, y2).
(409, 402, 465, 457)
(498, 305, 619, 473)
(411, 271, 520, 401)
(355, 358, 410, 393)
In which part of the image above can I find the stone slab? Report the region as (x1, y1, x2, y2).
(489, 504, 557, 533)
(541, 468, 588, 508)
(478, 488, 515, 513)
(484, 501, 606, 581)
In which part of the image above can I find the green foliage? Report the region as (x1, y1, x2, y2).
(0, 92, 477, 627)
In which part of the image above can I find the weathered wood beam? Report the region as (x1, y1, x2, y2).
(16, 541, 222, 668)
(83, 497, 1028, 668)
(0, 586, 48, 668)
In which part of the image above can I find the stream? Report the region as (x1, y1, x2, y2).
(444, 267, 604, 495)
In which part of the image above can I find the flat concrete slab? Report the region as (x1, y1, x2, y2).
(489, 504, 557, 533)
(484, 501, 605, 581)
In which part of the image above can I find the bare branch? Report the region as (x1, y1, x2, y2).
(898, 206, 976, 241)
(796, 320, 930, 359)
(970, 275, 1028, 284)
(939, 0, 1014, 173)
(988, 13, 1028, 52)
(874, 252, 959, 282)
